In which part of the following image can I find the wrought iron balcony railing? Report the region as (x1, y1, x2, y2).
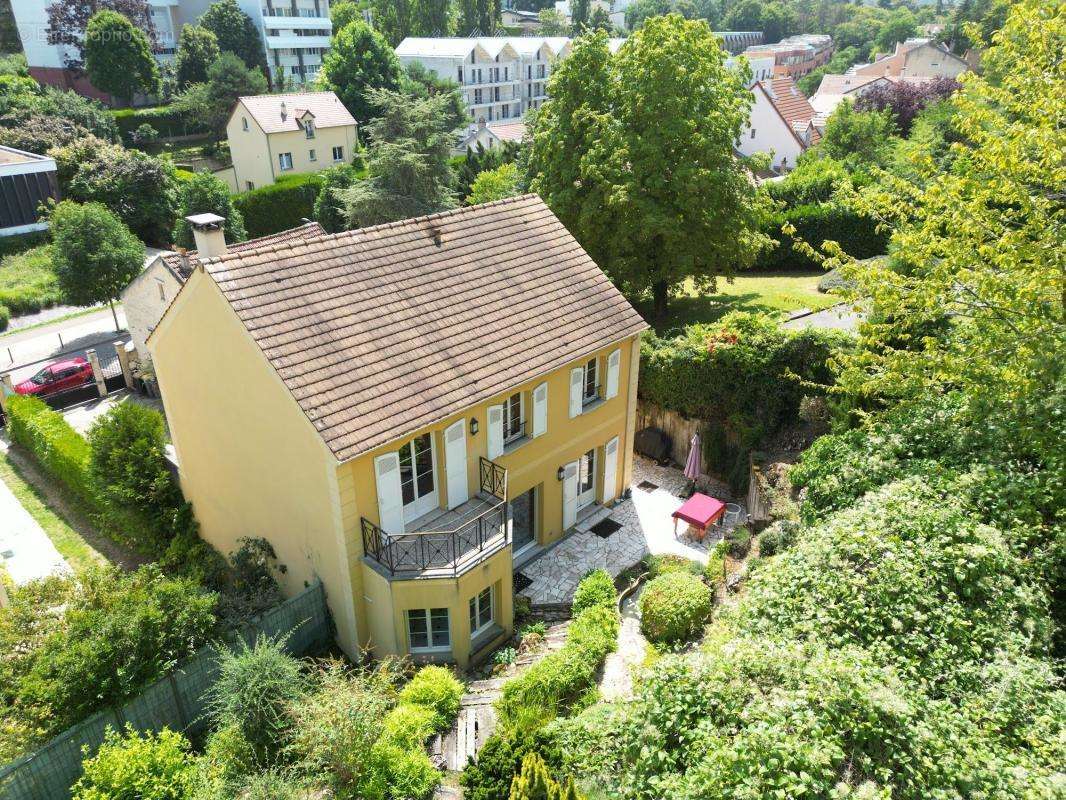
(361, 457, 508, 578)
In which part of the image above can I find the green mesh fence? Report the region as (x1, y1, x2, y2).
(0, 582, 332, 800)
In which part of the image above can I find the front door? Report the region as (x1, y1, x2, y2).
(400, 433, 438, 523)
(576, 448, 596, 511)
(444, 420, 468, 510)
(510, 487, 536, 554)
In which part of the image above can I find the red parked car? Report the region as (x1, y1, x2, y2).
(15, 357, 94, 397)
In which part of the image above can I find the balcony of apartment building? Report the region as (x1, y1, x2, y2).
(263, 10, 332, 51)
(361, 458, 509, 580)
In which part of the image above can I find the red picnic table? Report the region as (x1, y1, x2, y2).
(672, 493, 726, 541)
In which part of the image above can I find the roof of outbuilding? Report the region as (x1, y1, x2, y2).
(194, 194, 647, 462)
(159, 222, 326, 281)
(237, 92, 356, 135)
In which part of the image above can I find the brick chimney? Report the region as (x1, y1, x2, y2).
(185, 213, 227, 258)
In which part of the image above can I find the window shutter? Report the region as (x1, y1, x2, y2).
(374, 452, 404, 534)
(532, 382, 548, 437)
(562, 460, 579, 529)
(487, 404, 504, 459)
(568, 367, 584, 418)
(605, 349, 621, 400)
(602, 436, 620, 504)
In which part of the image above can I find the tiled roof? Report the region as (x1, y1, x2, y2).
(487, 121, 526, 142)
(200, 195, 648, 462)
(764, 77, 815, 128)
(159, 223, 326, 281)
(238, 92, 356, 135)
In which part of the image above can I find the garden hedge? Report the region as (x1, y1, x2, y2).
(112, 105, 211, 142)
(232, 173, 323, 238)
(639, 312, 849, 488)
(6, 394, 96, 508)
(755, 202, 889, 271)
(638, 571, 713, 643)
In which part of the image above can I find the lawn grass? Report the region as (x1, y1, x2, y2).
(0, 245, 63, 316)
(645, 270, 839, 332)
(0, 450, 104, 572)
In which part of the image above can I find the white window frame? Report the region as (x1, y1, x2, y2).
(242, 116, 249, 131)
(582, 357, 599, 405)
(502, 391, 524, 444)
(308, 148, 316, 161)
(278, 152, 293, 171)
(332, 145, 344, 162)
(304, 119, 315, 139)
(469, 587, 494, 639)
(407, 607, 451, 653)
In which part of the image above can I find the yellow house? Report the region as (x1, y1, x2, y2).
(226, 91, 359, 192)
(148, 195, 647, 667)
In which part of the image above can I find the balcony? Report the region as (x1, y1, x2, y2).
(361, 458, 509, 579)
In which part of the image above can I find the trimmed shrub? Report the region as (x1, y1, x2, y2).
(725, 525, 752, 559)
(646, 553, 702, 577)
(639, 572, 713, 644)
(371, 742, 440, 800)
(381, 702, 438, 749)
(0, 304, 7, 331)
(397, 665, 463, 726)
(233, 173, 323, 238)
(6, 394, 95, 507)
(570, 569, 615, 614)
(72, 725, 195, 800)
(758, 519, 800, 557)
(756, 201, 888, 271)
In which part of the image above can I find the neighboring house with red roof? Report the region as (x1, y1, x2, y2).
(850, 38, 969, 79)
(121, 220, 326, 358)
(810, 73, 938, 130)
(736, 77, 819, 172)
(226, 92, 358, 192)
(455, 120, 527, 155)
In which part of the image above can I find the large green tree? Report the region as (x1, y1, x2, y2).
(818, 101, 897, 167)
(457, 0, 500, 35)
(83, 10, 160, 104)
(320, 20, 403, 127)
(200, 0, 268, 79)
(343, 88, 459, 227)
(45, 0, 156, 70)
(529, 20, 770, 317)
(832, 0, 1065, 462)
(50, 201, 145, 328)
(173, 51, 268, 138)
(175, 24, 220, 88)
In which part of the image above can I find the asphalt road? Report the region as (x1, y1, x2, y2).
(0, 307, 130, 385)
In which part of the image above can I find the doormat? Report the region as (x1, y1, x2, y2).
(590, 519, 623, 539)
(513, 572, 533, 593)
(636, 480, 659, 491)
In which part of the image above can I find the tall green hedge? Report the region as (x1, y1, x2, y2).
(112, 105, 211, 142)
(639, 312, 849, 488)
(232, 173, 324, 238)
(6, 394, 96, 508)
(755, 202, 888, 271)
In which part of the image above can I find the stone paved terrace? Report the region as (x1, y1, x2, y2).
(519, 457, 745, 605)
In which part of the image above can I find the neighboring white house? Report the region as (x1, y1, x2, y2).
(0, 146, 60, 238)
(736, 77, 819, 172)
(122, 220, 326, 358)
(850, 38, 969, 80)
(10, 0, 331, 98)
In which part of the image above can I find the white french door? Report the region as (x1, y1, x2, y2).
(444, 420, 468, 510)
(576, 448, 596, 511)
(399, 432, 438, 522)
(562, 460, 579, 530)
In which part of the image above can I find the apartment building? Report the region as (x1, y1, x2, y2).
(849, 38, 969, 80)
(148, 195, 647, 667)
(743, 33, 834, 78)
(9, 0, 330, 99)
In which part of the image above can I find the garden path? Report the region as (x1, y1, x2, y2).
(0, 450, 70, 584)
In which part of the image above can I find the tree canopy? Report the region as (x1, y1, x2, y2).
(529, 20, 770, 317)
(320, 20, 403, 128)
(173, 51, 268, 138)
(173, 172, 247, 249)
(83, 10, 160, 103)
(175, 25, 221, 88)
(50, 201, 145, 309)
(343, 88, 458, 227)
(466, 162, 521, 205)
(200, 0, 268, 79)
(46, 0, 156, 70)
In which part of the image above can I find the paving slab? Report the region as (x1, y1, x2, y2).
(0, 469, 70, 584)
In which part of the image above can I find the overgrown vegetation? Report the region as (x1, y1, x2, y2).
(0, 245, 63, 316)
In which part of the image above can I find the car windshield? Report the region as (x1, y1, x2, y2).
(29, 367, 51, 385)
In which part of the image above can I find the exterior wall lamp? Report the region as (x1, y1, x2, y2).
(470, 417, 479, 436)
(557, 466, 565, 481)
